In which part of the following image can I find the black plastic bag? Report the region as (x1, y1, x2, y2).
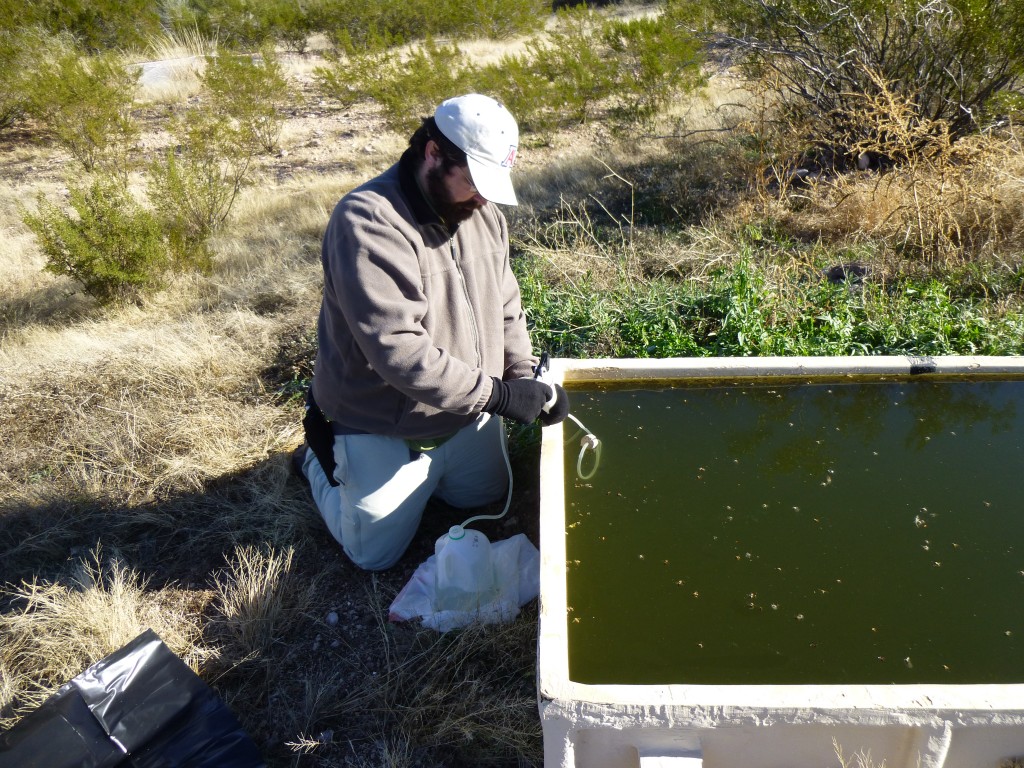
(0, 629, 264, 768)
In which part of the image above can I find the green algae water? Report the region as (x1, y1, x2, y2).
(564, 377, 1024, 686)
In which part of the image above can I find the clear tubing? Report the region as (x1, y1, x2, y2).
(459, 413, 602, 530)
(458, 418, 515, 529)
(568, 413, 601, 481)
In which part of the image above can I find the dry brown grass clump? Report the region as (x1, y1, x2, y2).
(0, 547, 212, 729)
(764, 70, 1024, 267)
(212, 544, 316, 657)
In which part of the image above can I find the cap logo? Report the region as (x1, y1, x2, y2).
(502, 145, 517, 169)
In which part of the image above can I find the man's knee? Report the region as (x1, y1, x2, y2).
(339, 511, 421, 572)
(344, 543, 403, 572)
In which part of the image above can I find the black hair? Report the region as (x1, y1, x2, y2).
(409, 116, 467, 170)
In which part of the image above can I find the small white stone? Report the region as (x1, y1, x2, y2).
(325, 611, 339, 626)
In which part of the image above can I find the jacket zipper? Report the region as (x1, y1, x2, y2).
(450, 236, 482, 367)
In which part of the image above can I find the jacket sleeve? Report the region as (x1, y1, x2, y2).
(324, 198, 491, 415)
(497, 212, 538, 380)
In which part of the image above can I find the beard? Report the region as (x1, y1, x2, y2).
(424, 164, 484, 225)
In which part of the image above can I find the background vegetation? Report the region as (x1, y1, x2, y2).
(2, 0, 1024, 766)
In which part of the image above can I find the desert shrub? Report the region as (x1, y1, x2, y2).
(481, 7, 704, 135)
(370, 39, 476, 133)
(317, 36, 475, 132)
(525, 7, 620, 125)
(22, 175, 170, 304)
(168, 0, 275, 48)
(314, 31, 399, 108)
(445, 0, 548, 39)
(772, 73, 1024, 265)
(0, 0, 162, 51)
(318, 0, 426, 48)
(315, 0, 390, 50)
(143, 45, 281, 264)
(148, 108, 256, 267)
(479, 52, 564, 139)
(0, 28, 51, 131)
(316, 0, 544, 48)
(260, 0, 316, 52)
(321, 5, 703, 137)
(677, 0, 1024, 166)
(25, 48, 139, 177)
(601, 13, 704, 127)
(202, 46, 292, 153)
(314, 6, 704, 149)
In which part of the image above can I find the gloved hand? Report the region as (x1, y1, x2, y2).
(538, 383, 570, 426)
(484, 377, 551, 424)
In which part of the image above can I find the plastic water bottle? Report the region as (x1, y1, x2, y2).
(433, 525, 497, 613)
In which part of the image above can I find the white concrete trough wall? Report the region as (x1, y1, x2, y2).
(538, 355, 1024, 768)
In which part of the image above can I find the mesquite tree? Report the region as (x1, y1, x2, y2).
(672, 0, 1024, 167)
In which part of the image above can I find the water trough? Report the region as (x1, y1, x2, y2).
(538, 355, 1024, 768)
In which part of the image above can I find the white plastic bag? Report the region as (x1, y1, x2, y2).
(388, 533, 540, 633)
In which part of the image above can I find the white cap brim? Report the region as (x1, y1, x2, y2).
(467, 155, 517, 206)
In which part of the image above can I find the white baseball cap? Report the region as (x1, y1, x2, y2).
(434, 93, 519, 206)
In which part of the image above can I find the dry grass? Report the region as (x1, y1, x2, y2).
(132, 26, 215, 104)
(834, 739, 886, 768)
(213, 545, 314, 656)
(0, 546, 211, 729)
(0, 309, 298, 499)
(812, 133, 1024, 264)
(298, 580, 543, 766)
(752, 70, 1024, 268)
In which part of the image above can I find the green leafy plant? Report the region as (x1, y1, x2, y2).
(26, 48, 139, 177)
(202, 46, 292, 154)
(22, 175, 169, 304)
(1, 0, 162, 51)
(148, 109, 255, 269)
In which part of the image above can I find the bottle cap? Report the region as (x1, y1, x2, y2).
(448, 525, 466, 540)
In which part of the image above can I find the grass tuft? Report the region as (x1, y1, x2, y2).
(213, 545, 313, 656)
(0, 546, 210, 729)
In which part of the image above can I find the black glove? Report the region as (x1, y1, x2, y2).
(538, 383, 570, 426)
(484, 377, 551, 424)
